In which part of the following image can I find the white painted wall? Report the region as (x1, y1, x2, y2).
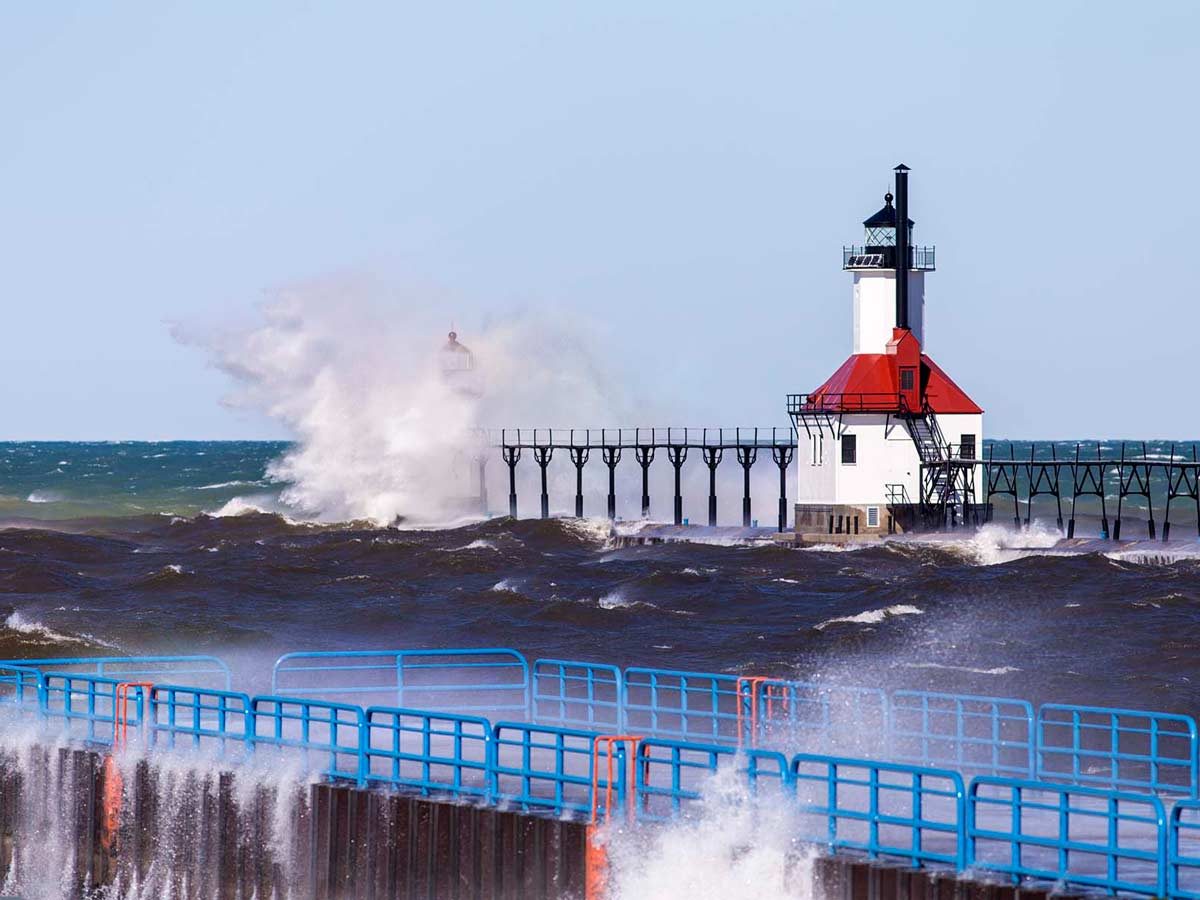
(795, 411, 984, 506)
(851, 271, 925, 353)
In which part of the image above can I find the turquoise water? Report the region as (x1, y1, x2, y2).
(0, 441, 287, 520)
(0, 438, 1195, 524)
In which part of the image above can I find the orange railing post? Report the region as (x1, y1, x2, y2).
(736, 676, 769, 747)
(587, 734, 644, 900)
(113, 681, 154, 749)
(736, 676, 793, 747)
(103, 681, 153, 855)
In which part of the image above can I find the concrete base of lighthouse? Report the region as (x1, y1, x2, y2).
(794, 502, 920, 537)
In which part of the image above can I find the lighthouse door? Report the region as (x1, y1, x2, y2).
(899, 366, 919, 409)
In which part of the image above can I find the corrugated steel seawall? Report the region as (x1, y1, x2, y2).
(811, 856, 1089, 900)
(0, 745, 589, 900)
(0, 745, 1111, 900)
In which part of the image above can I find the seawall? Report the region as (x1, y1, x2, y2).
(0, 745, 589, 899)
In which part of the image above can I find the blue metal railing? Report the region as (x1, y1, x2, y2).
(364, 706, 491, 798)
(1170, 799, 1200, 899)
(249, 696, 366, 786)
(1038, 704, 1199, 797)
(0, 663, 45, 709)
(791, 753, 966, 869)
(1, 655, 231, 690)
(623, 667, 742, 743)
(891, 690, 1035, 778)
(7, 647, 1200, 895)
(532, 658, 622, 731)
(746, 678, 889, 754)
(967, 777, 1167, 896)
(41, 672, 132, 745)
(271, 649, 530, 718)
(488, 721, 613, 818)
(149, 685, 253, 755)
(635, 738, 790, 822)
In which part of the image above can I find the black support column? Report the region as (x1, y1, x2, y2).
(533, 446, 553, 519)
(772, 445, 793, 532)
(635, 446, 655, 519)
(601, 447, 622, 520)
(568, 447, 589, 518)
(501, 446, 521, 519)
(476, 456, 488, 515)
(667, 446, 688, 525)
(736, 446, 757, 527)
(702, 447, 722, 527)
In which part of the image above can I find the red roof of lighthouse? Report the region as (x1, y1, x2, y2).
(807, 353, 982, 414)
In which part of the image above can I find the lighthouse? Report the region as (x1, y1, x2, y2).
(788, 165, 983, 535)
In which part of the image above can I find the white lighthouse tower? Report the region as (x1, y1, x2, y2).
(789, 165, 983, 535)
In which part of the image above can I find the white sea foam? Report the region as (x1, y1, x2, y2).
(915, 522, 1064, 566)
(903, 661, 1022, 676)
(799, 541, 874, 553)
(598, 590, 635, 609)
(440, 538, 499, 552)
(197, 480, 260, 490)
(606, 766, 811, 899)
(813, 604, 923, 630)
(211, 494, 304, 524)
(3, 611, 79, 644)
(1, 611, 118, 649)
(25, 490, 63, 504)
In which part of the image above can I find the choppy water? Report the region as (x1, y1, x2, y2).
(1, 440, 1199, 716)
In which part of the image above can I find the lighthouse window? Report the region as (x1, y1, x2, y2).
(900, 369, 915, 391)
(960, 434, 976, 459)
(841, 434, 857, 465)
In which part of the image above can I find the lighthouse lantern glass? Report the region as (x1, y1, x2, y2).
(864, 225, 895, 247)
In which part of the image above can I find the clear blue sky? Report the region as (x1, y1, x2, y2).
(2, 2, 1196, 440)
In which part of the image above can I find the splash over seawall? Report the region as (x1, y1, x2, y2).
(0, 737, 593, 900)
(0, 737, 311, 899)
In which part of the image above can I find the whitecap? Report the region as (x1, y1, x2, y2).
(599, 591, 633, 609)
(903, 662, 1021, 676)
(25, 490, 64, 504)
(814, 604, 923, 630)
(440, 539, 499, 552)
(2, 611, 116, 648)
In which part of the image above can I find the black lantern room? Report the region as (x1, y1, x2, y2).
(862, 192, 914, 252)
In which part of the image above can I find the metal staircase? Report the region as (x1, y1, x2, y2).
(904, 406, 961, 514)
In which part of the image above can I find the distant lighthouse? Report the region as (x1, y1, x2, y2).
(440, 329, 482, 398)
(789, 165, 983, 535)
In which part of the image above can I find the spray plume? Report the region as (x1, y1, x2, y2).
(178, 274, 626, 525)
